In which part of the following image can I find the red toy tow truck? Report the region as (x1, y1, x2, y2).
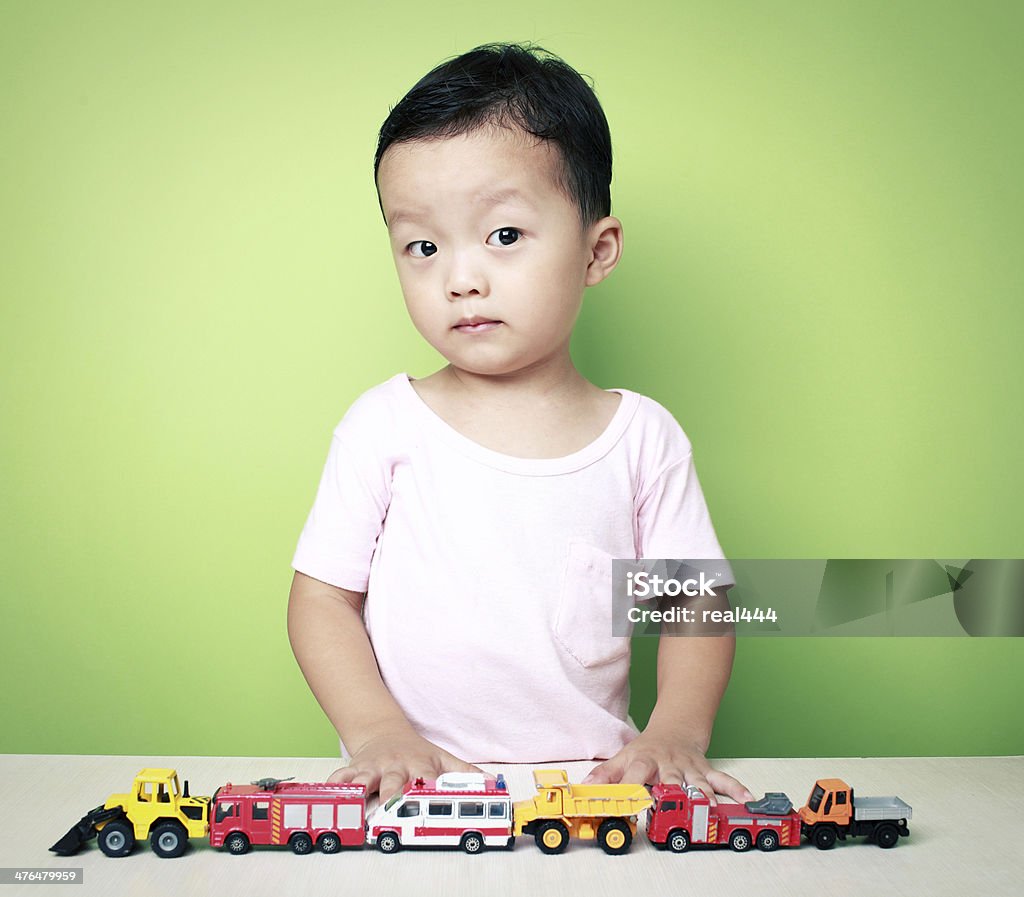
(209, 777, 366, 854)
(647, 784, 801, 852)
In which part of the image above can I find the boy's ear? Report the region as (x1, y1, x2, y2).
(585, 216, 623, 286)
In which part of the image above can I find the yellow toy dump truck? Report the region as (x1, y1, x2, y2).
(51, 768, 210, 858)
(513, 769, 652, 854)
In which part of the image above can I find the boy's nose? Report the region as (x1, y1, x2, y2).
(445, 253, 488, 300)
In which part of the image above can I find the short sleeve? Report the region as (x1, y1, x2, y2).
(290, 424, 392, 593)
(636, 451, 733, 585)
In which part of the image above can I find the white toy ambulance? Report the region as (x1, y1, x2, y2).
(367, 772, 514, 853)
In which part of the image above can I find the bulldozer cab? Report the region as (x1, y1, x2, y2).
(131, 770, 180, 808)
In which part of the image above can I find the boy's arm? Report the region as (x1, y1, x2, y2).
(287, 571, 481, 798)
(583, 591, 753, 804)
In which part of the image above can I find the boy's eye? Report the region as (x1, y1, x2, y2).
(408, 241, 437, 258)
(487, 228, 521, 247)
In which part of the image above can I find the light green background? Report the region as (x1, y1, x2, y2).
(3, 1, 1021, 759)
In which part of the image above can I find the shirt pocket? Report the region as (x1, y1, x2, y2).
(554, 540, 631, 668)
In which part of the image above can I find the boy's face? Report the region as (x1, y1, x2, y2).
(376, 126, 610, 380)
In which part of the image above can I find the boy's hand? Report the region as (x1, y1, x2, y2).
(582, 730, 753, 806)
(328, 729, 483, 802)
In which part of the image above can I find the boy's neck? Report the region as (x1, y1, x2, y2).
(426, 360, 596, 409)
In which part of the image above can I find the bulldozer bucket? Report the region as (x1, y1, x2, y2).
(50, 806, 124, 856)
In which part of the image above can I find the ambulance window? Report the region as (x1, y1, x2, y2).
(428, 802, 452, 816)
(215, 802, 237, 824)
(459, 802, 484, 817)
(397, 801, 420, 818)
(661, 801, 677, 811)
(488, 803, 507, 819)
(253, 801, 270, 821)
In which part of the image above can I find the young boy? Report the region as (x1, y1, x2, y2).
(288, 42, 751, 806)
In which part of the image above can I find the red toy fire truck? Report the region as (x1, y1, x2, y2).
(209, 777, 366, 854)
(367, 772, 514, 853)
(647, 784, 801, 852)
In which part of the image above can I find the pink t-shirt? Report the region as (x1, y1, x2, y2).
(291, 373, 728, 763)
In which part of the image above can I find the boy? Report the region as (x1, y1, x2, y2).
(288, 43, 751, 806)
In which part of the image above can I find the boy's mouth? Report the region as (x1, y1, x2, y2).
(454, 316, 503, 333)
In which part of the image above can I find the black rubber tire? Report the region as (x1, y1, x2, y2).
(290, 832, 313, 855)
(597, 819, 632, 855)
(875, 824, 899, 849)
(225, 832, 250, 855)
(98, 820, 135, 858)
(756, 829, 780, 852)
(318, 832, 342, 853)
(535, 820, 570, 855)
(729, 829, 753, 852)
(461, 832, 484, 854)
(668, 829, 691, 853)
(150, 821, 188, 858)
(813, 826, 837, 850)
(377, 832, 400, 854)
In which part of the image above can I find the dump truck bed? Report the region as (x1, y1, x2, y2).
(526, 770, 651, 817)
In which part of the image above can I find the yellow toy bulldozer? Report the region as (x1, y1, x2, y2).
(50, 768, 210, 858)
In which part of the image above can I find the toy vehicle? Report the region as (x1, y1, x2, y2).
(799, 778, 912, 849)
(367, 772, 513, 853)
(647, 784, 802, 852)
(50, 767, 913, 859)
(209, 777, 366, 854)
(513, 769, 652, 854)
(50, 768, 210, 858)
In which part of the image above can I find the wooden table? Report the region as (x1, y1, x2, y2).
(2, 754, 1019, 897)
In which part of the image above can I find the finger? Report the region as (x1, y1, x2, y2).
(583, 754, 626, 784)
(653, 766, 686, 786)
(680, 767, 717, 805)
(327, 766, 353, 783)
(707, 770, 755, 804)
(347, 768, 383, 797)
(378, 770, 409, 803)
(620, 756, 659, 788)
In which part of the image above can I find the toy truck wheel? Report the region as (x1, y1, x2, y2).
(461, 832, 484, 854)
(729, 830, 753, 852)
(668, 829, 690, 853)
(598, 819, 632, 855)
(225, 832, 250, 855)
(756, 830, 780, 852)
(377, 832, 400, 854)
(812, 826, 837, 850)
(290, 833, 313, 855)
(318, 832, 342, 854)
(536, 821, 570, 855)
(98, 820, 135, 858)
(150, 821, 188, 858)
(875, 824, 899, 849)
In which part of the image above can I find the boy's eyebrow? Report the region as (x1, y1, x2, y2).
(385, 207, 424, 230)
(386, 188, 533, 230)
(474, 187, 530, 208)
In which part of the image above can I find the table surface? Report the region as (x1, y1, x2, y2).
(2, 754, 1019, 897)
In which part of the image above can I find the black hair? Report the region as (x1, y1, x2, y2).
(374, 42, 612, 226)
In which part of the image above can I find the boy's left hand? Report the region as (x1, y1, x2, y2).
(582, 730, 753, 806)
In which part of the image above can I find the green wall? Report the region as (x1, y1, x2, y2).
(3, 0, 1021, 759)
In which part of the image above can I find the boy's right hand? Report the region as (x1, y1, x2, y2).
(327, 729, 483, 802)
